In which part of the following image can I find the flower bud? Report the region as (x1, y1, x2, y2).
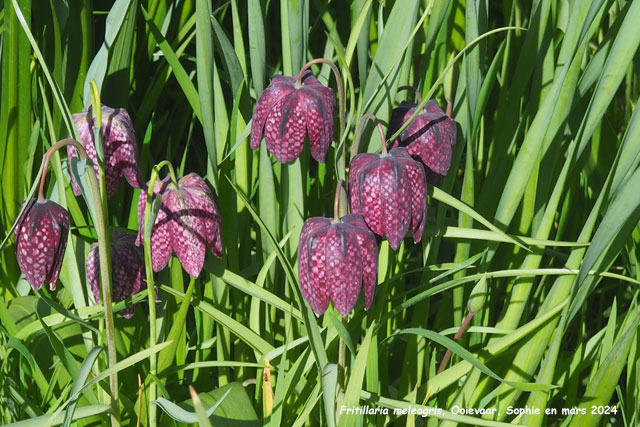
(467, 275, 488, 314)
(14, 199, 69, 291)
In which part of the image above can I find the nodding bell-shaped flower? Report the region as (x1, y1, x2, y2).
(14, 199, 69, 291)
(349, 147, 427, 250)
(137, 173, 223, 278)
(387, 99, 457, 184)
(297, 214, 378, 317)
(68, 105, 144, 198)
(87, 232, 144, 319)
(250, 70, 335, 163)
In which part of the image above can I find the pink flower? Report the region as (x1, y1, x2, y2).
(14, 199, 69, 291)
(387, 99, 457, 184)
(137, 173, 223, 277)
(349, 147, 427, 250)
(87, 232, 144, 319)
(251, 71, 335, 163)
(67, 105, 144, 198)
(297, 214, 378, 316)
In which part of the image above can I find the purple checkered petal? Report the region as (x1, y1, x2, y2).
(136, 176, 171, 246)
(298, 218, 332, 315)
(151, 203, 173, 272)
(347, 149, 428, 250)
(387, 99, 457, 178)
(15, 199, 69, 291)
(264, 91, 307, 163)
(301, 86, 335, 162)
(341, 214, 378, 309)
(325, 223, 362, 316)
(297, 215, 379, 316)
(359, 161, 384, 236)
(348, 153, 380, 216)
(177, 173, 223, 256)
(68, 105, 143, 198)
(379, 159, 411, 250)
(163, 189, 206, 278)
(87, 232, 145, 318)
(251, 75, 296, 150)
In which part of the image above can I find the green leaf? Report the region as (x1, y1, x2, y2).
(62, 347, 103, 427)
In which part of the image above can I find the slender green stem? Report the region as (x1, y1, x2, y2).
(88, 82, 120, 426)
(42, 138, 119, 423)
(337, 316, 348, 392)
(143, 160, 178, 427)
(333, 180, 343, 221)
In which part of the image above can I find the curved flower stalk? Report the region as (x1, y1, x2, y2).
(349, 115, 428, 250)
(68, 105, 144, 198)
(14, 198, 69, 291)
(387, 93, 457, 184)
(297, 182, 378, 316)
(87, 231, 145, 318)
(251, 59, 344, 164)
(137, 172, 223, 278)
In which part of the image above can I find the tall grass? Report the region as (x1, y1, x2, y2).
(1, 0, 639, 426)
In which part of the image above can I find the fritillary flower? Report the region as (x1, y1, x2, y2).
(14, 199, 69, 291)
(251, 64, 336, 163)
(68, 105, 144, 198)
(137, 173, 223, 278)
(87, 232, 145, 318)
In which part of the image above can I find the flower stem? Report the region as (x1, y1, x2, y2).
(351, 114, 387, 160)
(337, 316, 348, 392)
(437, 311, 474, 374)
(43, 138, 120, 424)
(333, 180, 344, 221)
(143, 160, 177, 427)
(397, 85, 423, 104)
(88, 84, 120, 426)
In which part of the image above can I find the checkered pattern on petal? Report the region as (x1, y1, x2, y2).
(325, 223, 362, 316)
(347, 149, 428, 250)
(251, 75, 296, 150)
(264, 91, 307, 163)
(68, 105, 143, 199)
(136, 176, 171, 246)
(348, 153, 380, 216)
(379, 159, 411, 250)
(387, 99, 457, 179)
(150, 201, 173, 272)
(163, 189, 206, 278)
(298, 217, 332, 315)
(341, 214, 378, 309)
(359, 161, 384, 236)
(87, 232, 145, 319)
(300, 86, 335, 162)
(15, 199, 69, 291)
